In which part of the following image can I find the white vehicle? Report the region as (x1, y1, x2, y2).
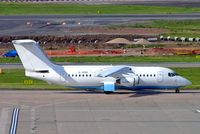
(12, 39, 191, 93)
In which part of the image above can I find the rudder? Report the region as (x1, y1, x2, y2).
(12, 39, 55, 71)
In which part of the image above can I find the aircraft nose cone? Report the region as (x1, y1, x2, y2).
(185, 79, 192, 86)
(179, 77, 192, 86)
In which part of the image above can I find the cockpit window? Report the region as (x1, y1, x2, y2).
(168, 72, 179, 77)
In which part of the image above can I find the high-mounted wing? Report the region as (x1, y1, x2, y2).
(97, 65, 133, 78)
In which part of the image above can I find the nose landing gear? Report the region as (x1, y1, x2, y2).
(175, 88, 180, 93)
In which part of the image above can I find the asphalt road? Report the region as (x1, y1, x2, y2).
(0, 14, 199, 35)
(0, 90, 200, 134)
(1, 62, 200, 69)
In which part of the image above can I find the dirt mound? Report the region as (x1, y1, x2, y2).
(134, 38, 151, 45)
(0, 35, 152, 50)
(106, 38, 133, 45)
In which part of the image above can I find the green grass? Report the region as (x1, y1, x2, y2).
(0, 69, 66, 89)
(0, 3, 200, 15)
(1, 55, 200, 63)
(109, 20, 200, 37)
(125, 44, 165, 49)
(0, 68, 199, 90)
(55, 56, 200, 62)
(0, 57, 21, 63)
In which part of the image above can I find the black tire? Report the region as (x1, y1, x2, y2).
(104, 91, 113, 94)
(175, 89, 180, 93)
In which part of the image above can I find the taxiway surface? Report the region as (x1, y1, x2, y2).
(0, 14, 199, 35)
(0, 90, 200, 134)
(1, 62, 200, 69)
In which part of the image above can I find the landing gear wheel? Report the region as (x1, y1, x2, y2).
(175, 89, 180, 93)
(104, 91, 113, 94)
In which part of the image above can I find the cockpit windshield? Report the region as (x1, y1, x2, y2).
(168, 72, 179, 77)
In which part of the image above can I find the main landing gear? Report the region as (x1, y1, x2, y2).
(104, 91, 114, 94)
(175, 88, 180, 93)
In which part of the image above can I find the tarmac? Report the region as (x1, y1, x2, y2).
(1, 62, 200, 69)
(0, 14, 199, 36)
(0, 90, 200, 134)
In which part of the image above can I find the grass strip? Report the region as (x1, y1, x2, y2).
(1, 55, 200, 63)
(0, 69, 66, 90)
(109, 20, 200, 37)
(0, 3, 200, 15)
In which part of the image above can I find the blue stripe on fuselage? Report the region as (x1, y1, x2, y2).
(67, 85, 182, 90)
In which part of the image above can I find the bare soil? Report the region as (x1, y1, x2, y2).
(71, 27, 169, 36)
(0, 27, 199, 56)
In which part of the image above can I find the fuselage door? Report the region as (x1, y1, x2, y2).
(157, 71, 164, 82)
(174, 76, 178, 86)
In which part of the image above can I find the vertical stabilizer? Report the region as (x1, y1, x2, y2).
(12, 39, 55, 71)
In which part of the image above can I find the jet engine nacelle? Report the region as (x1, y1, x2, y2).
(117, 75, 139, 87)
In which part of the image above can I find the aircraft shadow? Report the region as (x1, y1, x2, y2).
(56, 89, 200, 98)
(129, 90, 200, 97)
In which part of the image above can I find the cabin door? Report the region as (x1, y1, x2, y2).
(157, 71, 164, 82)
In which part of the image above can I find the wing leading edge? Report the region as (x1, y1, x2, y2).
(97, 65, 133, 78)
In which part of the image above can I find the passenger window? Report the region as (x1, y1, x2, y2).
(82, 74, 84, 77)
(154, 74, 156, 77)
(143, 74, 145, 77)
(72, 74, 74, 77)
(140, 74, 142, 77)
(89, 74, 92, 77)
(79, 74, 81, 77)
(75, 74, 77, 77)
(147, 74, 149, 77)
(150, 74, 152, 77)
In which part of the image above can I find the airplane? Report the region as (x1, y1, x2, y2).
(12, 39, 191, 94)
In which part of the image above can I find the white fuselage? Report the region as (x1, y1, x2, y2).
(26, 65, 191, 90)
(12, 39, 191, 92)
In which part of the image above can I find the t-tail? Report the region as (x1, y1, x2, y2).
(12, 39, 63, 83)
(12, 39, 57, 71)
